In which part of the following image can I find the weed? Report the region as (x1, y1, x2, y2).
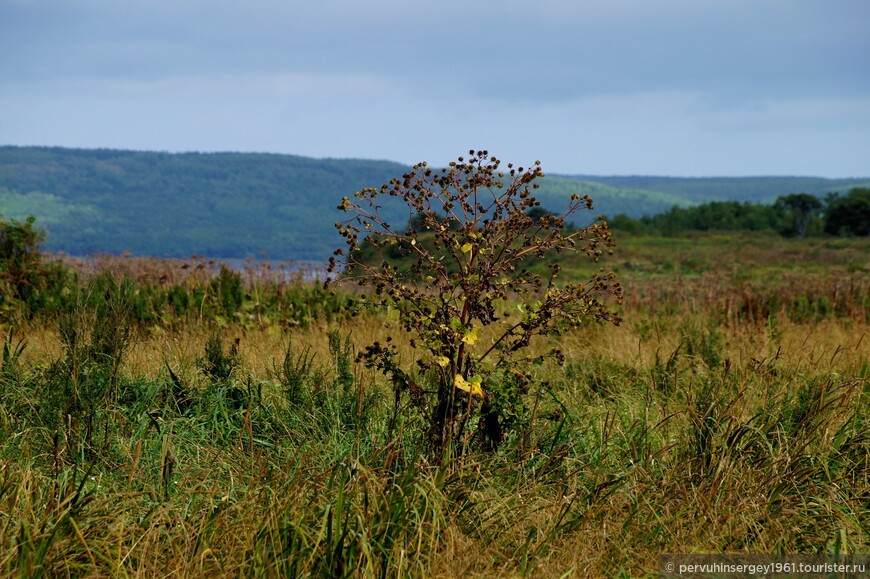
(331, 151, 622, 458)
(273, 339, 320, 405)
(199, 332, 240, 385)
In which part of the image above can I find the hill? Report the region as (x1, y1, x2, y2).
(2, 146, 868, 262)
(0, 146, 411, 261)
(565, 175, 870, 204)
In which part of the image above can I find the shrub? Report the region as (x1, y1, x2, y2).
(210, 265, 244, 320)
(199, 332, 241, 384)
(0, 215, 44, 302)
(329, 150, 621, 459)
(34, 275, 137, 463)
(0, 215, 70, 319)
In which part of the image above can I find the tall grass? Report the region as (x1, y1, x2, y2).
(0, 239, 868, 577)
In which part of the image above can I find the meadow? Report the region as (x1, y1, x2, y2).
(0, 233, 868, 577)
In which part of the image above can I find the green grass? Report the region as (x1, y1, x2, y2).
(0, 234, 868, 577)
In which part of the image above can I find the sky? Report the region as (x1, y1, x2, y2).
(1, 0, 869, 177)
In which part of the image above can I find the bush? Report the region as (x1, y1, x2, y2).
(330, 150, 621, 459)
(35, 275, 136, 463)
(0, 215, 70, 319)
(0, 215, 43, 301)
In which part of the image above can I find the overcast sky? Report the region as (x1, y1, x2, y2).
(2, 0, 868, 176)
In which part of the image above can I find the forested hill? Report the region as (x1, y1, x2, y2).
(2, 146, 868, 261)
(0, 147, 409, 261)
(565, 175, 870, 204)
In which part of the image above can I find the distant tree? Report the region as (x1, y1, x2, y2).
(774, 193, 823, 238)
(408, 211, 458, 233)
(824, 188, 870, 236)
(639, 201, 781, 235)
(524, 206, 578, 229)
(0, 215, 45, 301)
(408, 211, 430, 233)
(606, 213, 645, 234)
(524, 206, 553, 222)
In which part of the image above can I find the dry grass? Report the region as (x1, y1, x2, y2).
(2, 239, 869, 577)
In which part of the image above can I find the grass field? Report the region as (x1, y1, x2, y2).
(1, 233, 868, 577)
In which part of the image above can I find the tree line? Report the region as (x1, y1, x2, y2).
(606, 188, 870, 237)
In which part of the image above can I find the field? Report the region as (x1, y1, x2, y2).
(1, 233, 869, 577)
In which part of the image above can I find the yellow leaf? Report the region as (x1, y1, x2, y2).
(454, 374, 484, 398)
(434, 356, 450, 368)
(461, 243, 473, 253)
(461, 326, 479, 346)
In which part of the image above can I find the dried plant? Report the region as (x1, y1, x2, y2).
(329, 150, 622, 457)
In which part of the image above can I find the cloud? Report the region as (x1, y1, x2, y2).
(1, 0, 869, 175)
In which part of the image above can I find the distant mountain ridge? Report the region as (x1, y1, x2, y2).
(560, 175, 870, 204)
(1, 146, 868, 262)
